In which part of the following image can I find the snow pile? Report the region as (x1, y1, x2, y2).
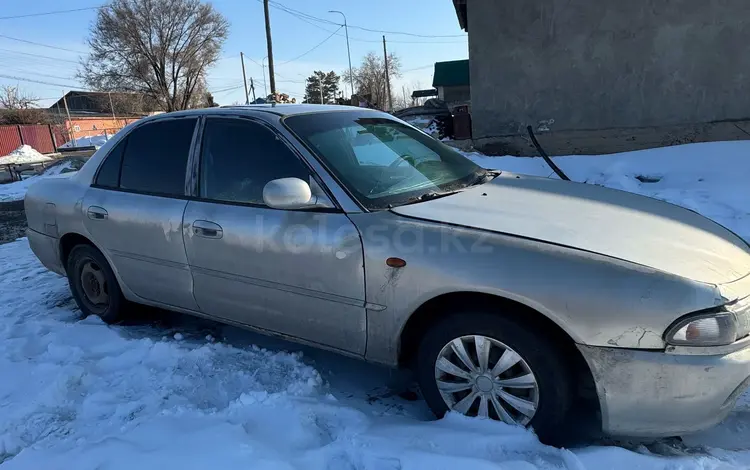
(59, 134, 111, 149)
(0, 239, 749, 468)
(0, 160, 78, 202)
(0, 145, 52, 166)
(463, 140, 750, 242)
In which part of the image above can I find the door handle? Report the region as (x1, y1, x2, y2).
(87, 206, 108, 220)
(192, 220, 223, 239)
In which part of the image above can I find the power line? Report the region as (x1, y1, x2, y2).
(401, 64, 436, 73)
(0, 74, 83, 89)
(4, 67, 79, 82)
(266, 0, 467, 39)
(277, 26, 342, 66)
(211, 84, 245, 95)
(0, 6, 101, 20)
(0, 34, 87, 54)
(264, 6, 465, 44)
(0, 47, 80, 64)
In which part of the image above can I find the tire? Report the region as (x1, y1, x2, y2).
(414, 311, 574, 445)
(66, 244, 126, 324)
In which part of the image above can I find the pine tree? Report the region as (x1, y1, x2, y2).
(303, 71, 340, 104)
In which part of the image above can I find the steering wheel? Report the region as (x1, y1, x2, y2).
(389, 155, 415, 169)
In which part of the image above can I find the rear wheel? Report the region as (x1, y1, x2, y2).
(66, 244, 126, 324)
(414, 311, 574, 445)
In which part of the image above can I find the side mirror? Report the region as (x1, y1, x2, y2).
(262, 177, 317, 210)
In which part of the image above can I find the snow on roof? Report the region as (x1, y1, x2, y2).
(0, 145, 53, 165)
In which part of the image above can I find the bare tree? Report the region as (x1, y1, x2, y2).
(0, 86, 51, 125)
(81, 0, 229, 112)
(92, 92, 153, 116)
(351, 52, 401, 110)
(392, 83, 415, 110)
(0, 86, 38, 109)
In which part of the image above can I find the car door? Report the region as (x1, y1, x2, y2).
(183, 116, 367, 355)
(82, 116, 201, 311)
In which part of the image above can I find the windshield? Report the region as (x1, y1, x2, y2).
(284, 110, 488, 210)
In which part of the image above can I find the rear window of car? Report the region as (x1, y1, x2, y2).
(94, 139, 125, 188)
(117, 118, 197, 196)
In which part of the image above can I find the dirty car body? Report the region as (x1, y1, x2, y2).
(25, 105, 750, 440)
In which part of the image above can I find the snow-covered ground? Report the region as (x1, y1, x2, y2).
(1, 141, 750, 468)
(0, 160, 78, 202)
(1, 240, 749, 469)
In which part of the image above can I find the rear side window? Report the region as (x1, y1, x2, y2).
(94, 139, 125, 188)
(119, 118, 197, 196)
(199, 118, 310, 205)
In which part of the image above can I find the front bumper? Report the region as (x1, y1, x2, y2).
(27, 228, 65, 276)
(578, 340, 750, 437)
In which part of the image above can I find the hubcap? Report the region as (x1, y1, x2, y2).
(80, 260, 109, 307)
(434, 335, 539, 425)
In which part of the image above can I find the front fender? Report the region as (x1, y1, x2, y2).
(349, 211, 722, 366)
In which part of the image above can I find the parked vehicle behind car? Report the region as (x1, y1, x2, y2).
(25, 105, 750, 444)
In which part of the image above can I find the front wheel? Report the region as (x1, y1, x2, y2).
(414, 311, 574, 444)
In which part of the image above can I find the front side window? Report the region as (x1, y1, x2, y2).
(199, 118, 311, 205)
(119, 118, 197, 196)
(284, 111, 487, 210)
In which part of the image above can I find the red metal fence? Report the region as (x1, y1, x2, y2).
(0, 124, 71, 156)
(0, 126, 22, 157)
(20, 125, 55, 154)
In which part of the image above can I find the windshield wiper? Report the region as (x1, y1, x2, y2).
(469, 171, 497, 187)
(399, 190, 462, 206)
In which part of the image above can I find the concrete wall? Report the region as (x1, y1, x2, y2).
(467, 0, 750, 153)
(437, 85, 471, 105)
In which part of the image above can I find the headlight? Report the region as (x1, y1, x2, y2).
(665, 311, 738, 347)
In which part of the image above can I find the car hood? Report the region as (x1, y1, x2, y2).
(391, 173, 750, 285)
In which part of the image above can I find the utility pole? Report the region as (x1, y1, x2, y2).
(240, 52, 250, 105)
(261, 56, 268, 97)
(263, 0, 276, 95)
(318, 74, 324, 104)
(62, 90, 75, 145)
(107, 91, 117, 122)
(250, 77, 256, 101)
(329, 10, 354, 98)
(382, 35, 392, 111)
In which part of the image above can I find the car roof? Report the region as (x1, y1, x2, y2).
(139, 104, 385, 124)
(218, 104, 374, 116)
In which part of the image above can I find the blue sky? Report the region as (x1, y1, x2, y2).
(0, 0, 467, 107)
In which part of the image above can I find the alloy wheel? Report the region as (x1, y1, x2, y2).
(434, 335, 539, 425)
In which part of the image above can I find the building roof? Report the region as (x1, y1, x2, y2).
(432, 60, 470, 87)
(412, 89, 439, 99)
(453, 0, 467, 31)
(48, 90, 154, 114)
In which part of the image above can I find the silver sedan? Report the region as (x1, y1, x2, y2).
(25, 105, 750, 444)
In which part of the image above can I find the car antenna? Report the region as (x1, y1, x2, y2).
(526, 125, 570, 181)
